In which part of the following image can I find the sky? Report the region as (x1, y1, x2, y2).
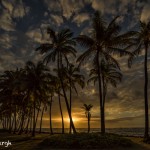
(0, 0, 150, 129)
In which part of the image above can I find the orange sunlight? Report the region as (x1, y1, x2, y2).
(65, 117, 80, 123)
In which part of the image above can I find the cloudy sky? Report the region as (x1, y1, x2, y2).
(0, 0, 150, 129)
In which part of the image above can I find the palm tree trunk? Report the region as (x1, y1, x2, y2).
(49, 96, 53, 134)
(25, 107, 32, 134)
(30, 111, 33, 133)
(4, 117, 6, 129)
(39, 105, 45, 133)
(9, 99, 12, 133)
(25, 116, 30, 134)
(102, 76, 106, 134)
(13, 106, 17, 133)
(144, 43, 149, 140)
(58, 91, 64, 134)
(11, 114, 15, 131)
(97, 51, 105, 134)
(69, 80, 72, 133)
(60, 78, 76, 133)
(18, 109, 25, 134)
(34, 102, 41, 131)
(58, 53, 76, 133)
(32, 100, 36, 137)
(88, 113, 90, 133)
(16, 116, 21, 132)
(7, 117, 9, 130)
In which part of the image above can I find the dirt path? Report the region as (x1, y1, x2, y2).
(125, 137, 150, 150)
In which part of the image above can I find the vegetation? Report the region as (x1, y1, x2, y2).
(81, 104, 93, 133)
(36, 27, 78, 134)
(40, 133, 133, 149)
(0, 11, 149, 143)
(76, 12, 133, 134)
(128, 21, 150, 141)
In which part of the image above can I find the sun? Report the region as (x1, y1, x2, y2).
(65, 117, 79, 123)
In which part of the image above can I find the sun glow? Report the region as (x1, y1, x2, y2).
(65, 117, 80, 123)
(91, 89, 95, 94)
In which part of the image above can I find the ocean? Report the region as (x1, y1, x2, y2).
(38, 128, 146, 137)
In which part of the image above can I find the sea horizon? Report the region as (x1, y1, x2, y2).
(34, 127, 149, 137)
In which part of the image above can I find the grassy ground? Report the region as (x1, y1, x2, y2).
(0, 131, 150, 150)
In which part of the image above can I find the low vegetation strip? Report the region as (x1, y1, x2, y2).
(40, 133, 133, 149)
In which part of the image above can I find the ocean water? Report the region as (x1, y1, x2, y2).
(38, 128, 146, 137)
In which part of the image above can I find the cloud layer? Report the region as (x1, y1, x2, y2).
(0, 0, 150, 128)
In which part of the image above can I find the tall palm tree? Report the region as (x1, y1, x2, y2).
(0, 69, 23, 133)
(39, 104, 46, 133)
(128, 21, 150, 141)
(81, 104, 93, 133)
(88, 60, 122, 130)
(76, 11, 132, 134)
(63, 64, 85, 133)
(24, 61, 51, 137)
(52, 75, 65, 134)
(36, 27, 77, 133)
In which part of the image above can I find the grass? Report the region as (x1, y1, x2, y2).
(40, 133, 133, 149)
(0, 130, 149, 150)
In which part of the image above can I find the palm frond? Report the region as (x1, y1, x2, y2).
(75, 35, 94, 48)
(47, 27, 57, 42)
(35, 43, 53, 54)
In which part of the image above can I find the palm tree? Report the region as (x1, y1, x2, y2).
(88, 60, 122, 130)
(76, 11, 132, 134)
(0, 69, 23, 133)
(48, 96, 53, 134)
(0, 68, 31, 134)
(36, 27, 77, 133)
(128, 21, 150, 141)
(52, 75, 65, 134)
(81, 104, 93, 133)
(39, 104, 46, 133)
(24, 61, 51, 137)
(101, 61, 122, 103)
(63, 64, 85, 133)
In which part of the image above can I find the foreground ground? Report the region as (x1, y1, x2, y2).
(0, 131, 150, 150)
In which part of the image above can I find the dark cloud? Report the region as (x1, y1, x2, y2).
(0, 0, 150, 128)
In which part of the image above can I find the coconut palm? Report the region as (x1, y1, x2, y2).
(0, 69, 24, 133)
(81, 104, 93, 133)
(63, 64, 85, 133)
(23, 61, 51, 137)
(52, 75, 65, 134)
(39, 104, 46, 133)
(36, 27, 77, 133)
(128, 21, 150, 141)
(76, 11, 132, 134)
(88, 60, 122, 130)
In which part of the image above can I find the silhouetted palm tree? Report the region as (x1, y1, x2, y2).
(81, 104, 93, 133)
(88, 60, 122, 130)
(0, 69, 23, 133)
(24, 61, 51, 137)
(39, 104, 46, 133)
(128, 21, 150, 141)
(36, 27, 77, 133)
(63, 64, 85, 133)
(76, 11, 132, 134)
(52, 75, 65, 134)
